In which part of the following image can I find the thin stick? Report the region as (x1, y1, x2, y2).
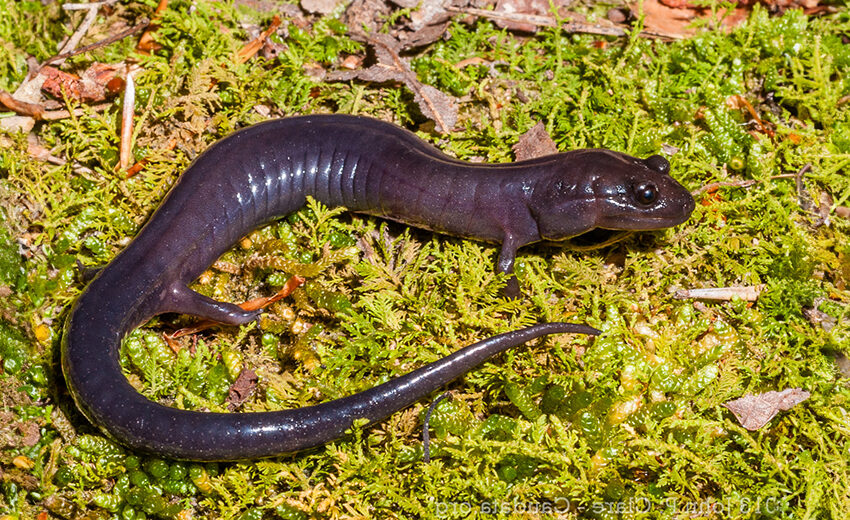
(0, 89, 112, 120)
(61, 1, 116, 9)
(691, 173, 797, 197)
(446, 6, 682, 40)
(675, 285, 764, 302)
(54, 2, 101, 66)
(0, 90, 45, 119)
(42, 19, 150, 68)
(118, 68, 136, 170)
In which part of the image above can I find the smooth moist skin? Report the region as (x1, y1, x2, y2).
(62, 115, 695, 461)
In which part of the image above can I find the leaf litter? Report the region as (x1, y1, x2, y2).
(723, 388, 812, 431)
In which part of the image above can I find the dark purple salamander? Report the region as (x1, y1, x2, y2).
(62, 114, 694, 461)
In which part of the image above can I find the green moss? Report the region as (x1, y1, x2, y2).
(0, 320, 29, 374)
(0, 210, 23, 286)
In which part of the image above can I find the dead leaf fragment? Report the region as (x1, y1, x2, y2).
(302, 0, 345, 13)
(343, 0, 391, 37)
(138, 0, 169, 53)
(340, 55, 363, 69)
(41, 62, 124, 102)
(405, 0, 449, 31)
(513, 122, 558, 161)
(640, 0, 700, 37)
(344, 0, 449, 48)
(723, 388, 811, 431)
(227, 369, 258, 411)
(401, 18, 451, 49)
(495, 0, 552, 31)
(326, 34, 457, 133)
(0, 411, 40, 449)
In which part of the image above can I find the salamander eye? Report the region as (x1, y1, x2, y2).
(645, 155, 670, 175)
(634, 182, 658, 205)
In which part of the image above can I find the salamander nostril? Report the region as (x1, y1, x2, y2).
(645, 155, 670, 175)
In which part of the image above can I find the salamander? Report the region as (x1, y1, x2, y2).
(62, 115, 695, 460)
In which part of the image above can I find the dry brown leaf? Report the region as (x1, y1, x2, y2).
(326, 34, 457, 133)
(402, 0, 449, 31)
(640, 0, 768, 36)
(41, 62, 124, 102)
(803, 307, 837, 332)
(227, 369, 258, 411)
(343, 0, 392, 37)
(401, 18, 451, 48)
(723, 388, 811, 431)
(513, 122, 558, 161)
(138, 0, 168, 53)
(345, 0, 450, 49)
(640, 0, 700, 37)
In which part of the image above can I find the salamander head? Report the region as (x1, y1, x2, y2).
(529, 150, 695, 241)
(589, 151, 695, 231)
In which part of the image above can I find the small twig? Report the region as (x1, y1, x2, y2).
(52, 1, 102, 68)
(235, 15, 281, 64)
(0, 89, 112, 120)
(692, 179, 758, 197)
(125, 138, 176, 178)
(795, 163, 815, 210)
(0, 90, 45, 119)
(691, 173, 797, 197)
(446, 6, 682, 40)
(61, 1, 117, 9)
(728, 94, 774, 138)
(377, 36, 450, 134)
(675, 285, 764, 302)
(41, 19, 150, 69)
(423, 392, 453, 464)
(119, 67, 136, 170)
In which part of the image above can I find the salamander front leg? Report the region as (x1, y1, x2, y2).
(166, 285, 261, 325)
(497, 238, 521, 298)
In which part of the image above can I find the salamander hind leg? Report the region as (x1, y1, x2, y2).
(165, 284, 261, 325)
